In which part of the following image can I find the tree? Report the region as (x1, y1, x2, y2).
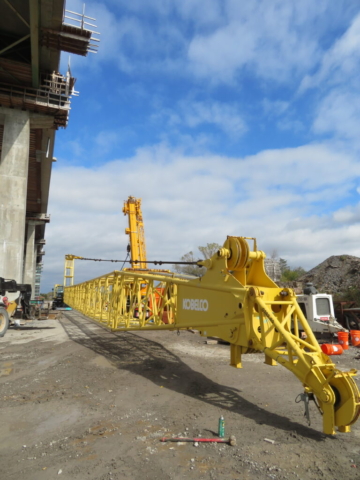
(270, 249, 278, 259)
(281, 266, 306, 282)
(279, 258, 288, 274)
(174, 243, 221, 277)
(198, 243, 221, 259)
(336, 286, 360, 306)
(174, 251, 205, 277)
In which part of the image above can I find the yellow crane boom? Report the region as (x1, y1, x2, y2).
(63, 236, 360, 435)
(122, 196, 147, 269)
(64, 254, 84, 287)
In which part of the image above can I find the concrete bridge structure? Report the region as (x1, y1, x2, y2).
(0, 0, 98, 297)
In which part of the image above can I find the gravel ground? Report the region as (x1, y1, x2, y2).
(1, 311, 360, 480)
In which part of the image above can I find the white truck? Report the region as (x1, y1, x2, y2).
(296, 283, 345, 337)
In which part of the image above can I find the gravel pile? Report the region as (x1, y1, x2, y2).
(298, 255, 360, 294)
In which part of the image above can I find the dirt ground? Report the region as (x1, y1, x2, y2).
(1, 311, 360, 480)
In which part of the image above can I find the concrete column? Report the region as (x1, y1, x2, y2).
(33, 245, 37, 297)
(23, 222, 36, 298)
(0, 110, 30, 282)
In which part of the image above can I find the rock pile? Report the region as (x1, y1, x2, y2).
(299, 255, 360, 294)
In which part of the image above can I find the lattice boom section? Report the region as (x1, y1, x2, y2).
(64, 270, 189, 331)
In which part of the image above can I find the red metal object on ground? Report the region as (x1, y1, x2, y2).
(160, 435, 236, 445)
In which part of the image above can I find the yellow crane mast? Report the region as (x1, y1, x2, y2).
(63, 236, 360, 436)
(64, 254, 84, 287)
(122, 196, 147, 269)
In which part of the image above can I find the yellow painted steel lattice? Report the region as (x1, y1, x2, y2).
(64, 236, 360, 435)
(123, 196, 147, 269)
(64, 254, 84, 287)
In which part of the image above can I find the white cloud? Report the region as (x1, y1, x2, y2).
(160, 100, 247, 138)
(313, 90, 360, 143)
(187, 0, 332, 83)
(106, 0, 223, 29)
(261, 99, 304, 133)
(277, 118, 304, 133)
(43, 141, 360, 290)
(299, 13, 360, 93)
(296, 12, 360, 145)
(63, 0, 188, 76)
(333, 203, 360, 224)
(63, 140, 84, 158)
(94, 130, 121, 153)
(64, 0, 358, 86)
(262, 99, 289, 117)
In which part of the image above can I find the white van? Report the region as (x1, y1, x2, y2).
(296, 292, 346, 336)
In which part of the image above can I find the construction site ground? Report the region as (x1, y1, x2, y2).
(1, 311, 360, 480)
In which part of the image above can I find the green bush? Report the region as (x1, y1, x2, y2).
(281, 267, 306, 282)
(336, 286, 360, 306)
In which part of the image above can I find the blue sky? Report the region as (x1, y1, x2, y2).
(43, 0, 360, 291)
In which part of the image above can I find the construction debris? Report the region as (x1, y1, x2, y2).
(300, 255, 360, 294)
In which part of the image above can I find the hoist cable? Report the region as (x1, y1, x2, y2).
(74, 257, 202, 266)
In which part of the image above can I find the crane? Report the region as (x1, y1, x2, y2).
(64, 254, 84, 287)
(62, 196, 147, 288)
(63, 235, 360, 436)
(64, 196, 159, 284)
(122, 196, 147, 269)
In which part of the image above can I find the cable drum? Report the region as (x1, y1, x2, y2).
(223, 237, 250, 270)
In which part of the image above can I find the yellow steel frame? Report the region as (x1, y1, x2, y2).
(122, 196, 147, 269)
(64, 236, 360, 435)
(65, 270, 181, 329)
(64, 254, 84, 287)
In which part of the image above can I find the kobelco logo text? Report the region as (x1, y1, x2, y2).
(182, 298, 209, 312)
